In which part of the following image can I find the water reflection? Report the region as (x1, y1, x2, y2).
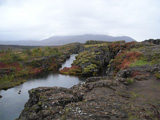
(0, 54, 84, 120)
(60, 54, 77, 69)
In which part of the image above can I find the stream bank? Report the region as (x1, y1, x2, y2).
(0, 54, 85, 120)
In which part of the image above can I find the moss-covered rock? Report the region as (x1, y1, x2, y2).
(71, 45, 112, 76)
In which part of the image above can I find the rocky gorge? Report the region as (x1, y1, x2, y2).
(17, 40, 160, 120)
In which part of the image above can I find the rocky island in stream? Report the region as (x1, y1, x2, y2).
(17, 39, 160, 120)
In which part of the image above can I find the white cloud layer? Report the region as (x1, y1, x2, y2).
(0, 0, 160, 41)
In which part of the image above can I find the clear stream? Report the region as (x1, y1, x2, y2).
(0, 54, 85, 120)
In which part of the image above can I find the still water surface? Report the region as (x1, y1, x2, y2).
(0, 54, 85, 120)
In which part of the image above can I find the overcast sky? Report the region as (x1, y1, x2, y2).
(0, 0, 160, 41)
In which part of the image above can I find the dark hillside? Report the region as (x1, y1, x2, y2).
(0, 34, 135, 46)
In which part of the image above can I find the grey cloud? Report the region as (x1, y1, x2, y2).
(0, 0, 160, 41)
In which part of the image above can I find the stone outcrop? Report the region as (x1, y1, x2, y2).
(69, 43, 84, 54)
(143, 39, 160, 45)
(70, 46, 115, 77)
(18, 75, 160, 120)
(26, 54, 70, 71)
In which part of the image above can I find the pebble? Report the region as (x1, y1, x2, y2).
(0, 95, 2, 98)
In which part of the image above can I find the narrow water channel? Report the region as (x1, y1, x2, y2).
(0, 54, 85, 120)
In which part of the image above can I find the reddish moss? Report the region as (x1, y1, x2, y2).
(131, 71, 141, 77)
(10, 63, 22, 71)
(0, 62, 22, 71)
(59, 66, 82, 75)
(109, 43, 121, 51)
(52, 62, 58, 68)
(29, 67, 43, 74)
(109, 41, 136, 52)
(0, 53, 5, 57)
(113, 52, 142, 72)
(0, 62, 8, 68)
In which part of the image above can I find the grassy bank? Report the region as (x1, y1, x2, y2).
(0, 43, 80, 90)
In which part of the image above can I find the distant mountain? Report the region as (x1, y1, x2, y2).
(0, 34, 135, 46)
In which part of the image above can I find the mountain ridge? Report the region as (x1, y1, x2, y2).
(0, 34, 135, 46)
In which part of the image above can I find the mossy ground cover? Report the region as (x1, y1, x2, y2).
(84, 43, 109, 48)
(129, 51, 160, 67)
(111, 51, 142, 73)
(129, 59, 152, 67)
(73, 50, 96, 66)
(155, 72, 160, 79)
(0, 44, 78, 90)
(0, 78, 26, 90)
(0, 63, 47, 90)
(108, 41, 136, 52)
(109, 41, 160, 75)
(59, 66, 82, 75)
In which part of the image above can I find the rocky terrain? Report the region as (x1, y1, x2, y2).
(18, 39, 160, 120)
(18, 74, 160, 120)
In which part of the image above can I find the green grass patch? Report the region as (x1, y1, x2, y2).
(130, 91, 139, 99)
(84, 43, 108, 48)
(155, 72, 160, 79)
(126, 78, 134, 85)
(129, 59, 152, 67)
